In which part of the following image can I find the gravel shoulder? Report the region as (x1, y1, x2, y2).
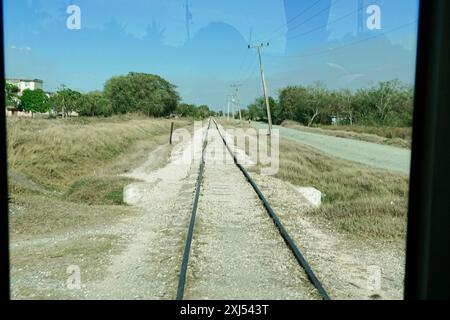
(79, 127, 204, 299)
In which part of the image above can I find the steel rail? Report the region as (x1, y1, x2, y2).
(212, 118, 331, 300)
(176, 119, 211, 300)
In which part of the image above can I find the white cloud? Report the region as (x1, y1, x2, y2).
(10, 45, 32, 52)
(327, 62, 347, 73)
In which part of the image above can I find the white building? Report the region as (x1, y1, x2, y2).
(6, 78, 44, 95)
(5, 78, 44, 117)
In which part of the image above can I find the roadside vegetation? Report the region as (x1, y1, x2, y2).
(240, 80, 413, 148)
(245, 79, 413, 127)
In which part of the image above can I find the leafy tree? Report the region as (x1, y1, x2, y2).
(77, 91, 112, 117)
(19, 89, 49, 116)
(278, 86, 311, 125)
(247, 96, 278, 122)
(352, 79, 411, 126)
(104, 72, 179, 117)
(176, 103, 198, 118)
(175, 103, 214, 119)
(239, 109, 248, 120)
(279, 86, 303, 123)
(49, 86, 83, 117)
(197, 105, 211, 119)
(328, 89, 354, 125)
(5, 83, 20, 109)
(269, 98, 283, 125)
(277, 80, 413, 127)
(305, 82, 329, 127)
(247, 98, 265, 121)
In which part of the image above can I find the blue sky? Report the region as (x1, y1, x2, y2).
(3, 0, 420, 111)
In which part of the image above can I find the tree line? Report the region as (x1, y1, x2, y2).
(5, 72, 216, 119)
(246, 80, 414, 127)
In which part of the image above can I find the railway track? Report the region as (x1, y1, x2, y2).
(176, 118, 330, 300)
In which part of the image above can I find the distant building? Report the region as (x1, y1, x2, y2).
(5, 78, 44, 117)
(6, 78, 44, 95)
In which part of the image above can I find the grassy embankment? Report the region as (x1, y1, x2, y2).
(282, 120, 412, 149)
(222, 119, 409, 241)
(7, 115, 191, 299)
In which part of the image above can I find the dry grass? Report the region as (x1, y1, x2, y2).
(275, 139, 408, 240)
(7, 115, 190, 192)
(7, 115, 192, 233)
(9, 194, 137, 238)
(282, 120, 412, 149)
(221, 119, 409, 240)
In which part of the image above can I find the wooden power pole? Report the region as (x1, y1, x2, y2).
(230, 84, 242, 121)
(248, 42, 273, 135)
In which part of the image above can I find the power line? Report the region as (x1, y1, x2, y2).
(287, 0, 380, 41)
(234, 46, 252, 84)
(279, 0, 342, 40)
(258, 0, 324, 43)
(234, 28, 256, 85)
(239, 56, 259, 84)
(268, 0, 341, 43)
(285, 20, 418, 59)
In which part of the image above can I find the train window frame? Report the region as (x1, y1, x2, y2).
(0, 0, 448, 301)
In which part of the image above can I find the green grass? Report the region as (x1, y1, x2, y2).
(282, 120, 412, 149)
(65, 176, 135, 205)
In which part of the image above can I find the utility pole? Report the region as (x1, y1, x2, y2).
(357, 0, 364, 35)
(248, 42, 272, 135)
(231, 95, 236, 119)
(185, 0, 192, 42)
(230, 84, 242, 121)
(227, 96, 230, 120)
(60, 84, 67, 118)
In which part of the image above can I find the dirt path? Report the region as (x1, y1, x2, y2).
(184, 127, 320, 300)
(80, 127, 205, 299)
